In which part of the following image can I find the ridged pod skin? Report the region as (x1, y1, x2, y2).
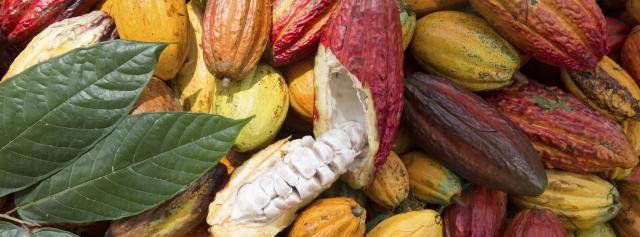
(486, 79, 638, 173)
(171, 2, 217, 113)
(130, 78, 182, 115)
(314, 0, 403, 189)
(284, 57, 315, 122)
(366, 209, 443, 237)
(401, 151, 462, 205)
(622, 26, 640, 84)
(469, 0, 609, 71)
(404, 0, 468, 16)
(410, 11, 520, 92)
(613, 182, 640, 236)
(106, 165, 227, 237)
(2, 11, 116, 80)
(504, 209, 568, 237)
(403, 72, 547, 196)
(0, 0, 100, 51)
(561, 56, 640, 121)
(288, 198, 366, 237)
(628, 0, 640, 23)
(443, 185, 508, 237)
(211, 64, 288, 152)
(269, 0, 338, 66)
(398, 0, 416, 51)
(364, 152, 409, 208)
(202, 0, 271, 82)
(391, 124, 415, 156)
(511, 170, 621, 230)
(571, 223, 617, 237)
(111, 0, 189, 80)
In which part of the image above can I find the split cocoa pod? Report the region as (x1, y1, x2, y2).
(364, 151, 409, 209)
(410, 11, 520, 91)
(443, 185, 508, 237)
(401, 151, 462, 205)
(487, 78, 638, 173)
(289, 197, 366, 237)
(504, 209, 568, 237)
(613, 182, 640, 236)
(622, 26, 640, 84)
(470, 0, 609, 71)
(366, 209, 443, 237)
(511, 170, 621, 230)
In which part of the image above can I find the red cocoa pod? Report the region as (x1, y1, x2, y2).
(443, 185, 508, 237)
(486, 78, 638, 173)
(469, 0, 609, 71)
(622, 26, 640, 84)
(504, 209, 568, 237)
(403, 72, 546, 196)
(314, 0, 403, 189)
(0, 0, 101, 51)
(268, 0, 339, 66)
(606, 16, 631, 61)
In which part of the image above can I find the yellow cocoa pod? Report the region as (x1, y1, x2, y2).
(289, 197, 366, 237)
(410, 11, 519, 91)
(398, 0, 416, 51)
(404, 0, 468, 16)
(364, 152, 409, 208)
(572, 222, 617, 237)
(211, 64, 289, 152)
(366, 209, 443, 237)
(402, 151, 462, 205)
(171, 2, 217, 113)
(111, 0, 190, 80)
(623, 119, 640, 155)
(284, 57, 314, 122)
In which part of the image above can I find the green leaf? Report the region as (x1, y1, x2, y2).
(0, 40, 166, 196)
(0, 221, 78, 237)
(15, 113, 250, 223)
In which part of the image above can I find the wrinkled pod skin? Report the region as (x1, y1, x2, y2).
(364, 151, 409, 208)
(443, 185, 508, 237)
(207, 122, 369, 237)
(469, 0, 609, 71)
(403, 72, 547, 196)
(504, 209, 568, 237)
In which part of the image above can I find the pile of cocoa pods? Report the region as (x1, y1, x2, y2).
(2, 0, 640, 236)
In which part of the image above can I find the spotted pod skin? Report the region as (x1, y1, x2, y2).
(622, 26, 640, 84)
(268, 0, 338, 67)
(504, 209, 568, 237)
(487, 79, 638, 173)
(404, 72, 546, 196)
(443, 185, 508, 237)
(469, 0, 609, 71)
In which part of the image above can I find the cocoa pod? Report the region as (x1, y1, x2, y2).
(443, 185, 508, 237)
(504, 209, 568, 237)
(398, 0, 416, 51)
(623, 119, 640, 155)
(391, 124, 415, 156)
(410, 11, 520, 91)
(512, 170, 621, 230)
(364, 151, 409, 208)
(613, 182, 640, 236)
(486, 78, 638, 173)
(202, 0, 271, 83)
(314, 0, 403, 190)
(130, 77, 183, 115)
(628, 0, 640, 23)
(622, 26, 640, 84)
(289, 198, 366, 237)
(366, 209, 443, 237)
(268, 0, 338, 67)
(572, 223, 616, 237)
(469, 0, 609, 71)
(284, 57, 314, 122)
(401, 151, 462, 205)
(606, 17, 631, 60)
(403, 72, 546, 196)
(628, 165, 640, 183)
(404, 0, 468, 16)
(560, 56, 640, 121)
(106, 165, 227, 237)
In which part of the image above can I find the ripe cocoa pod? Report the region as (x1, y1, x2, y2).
(289, 198, 366, 237)
(443, 185, 508, 237)
(410, 11, 519, 91)
(469, 0, 609, 71)
(2, 11, 116, 80)
(512, 170, 621, 230)
(398, 0, 416, 51)
(487, 78, 638, 173)
(364, 152, 409, 208)
(622, 26, 640, 83)
(208, 123, 370, 237)
(284, 58, 314, 122)
(561, 56, 640, 121)
(600, 167, 633, 181)
(404, 0, 468, 16)
(504, 209, 568, 237)
(404, 72, 546, 196)
(202, 0, 271, 83)
(130, 77, 183, 114)
(628, 0, 640, 23)
(401, 151, 461, 205)
(366, 209, 443, 237)
(106, 165, 227, 237)
(314, 0, 403, 190)
(268, 0, 338, 67)
(613, 182, 640, 236)
(606, 17, 631, 59)
(111, 0, 189, 80)
(572, 223, 616, 237)
(171, 2, 217, 113)
(391, 124, 415, 156)
(0, 0, 100, 51)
